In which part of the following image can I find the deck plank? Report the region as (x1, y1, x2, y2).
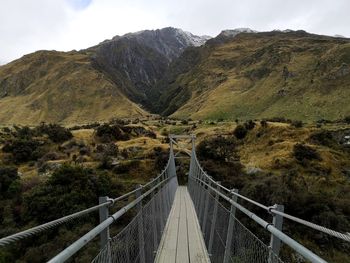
(185, 187, 210, 263)
(155, 186, 210, 263)
(176, 187, 189, 262)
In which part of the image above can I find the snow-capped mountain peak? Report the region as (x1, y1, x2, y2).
(220, 28, 258, 37)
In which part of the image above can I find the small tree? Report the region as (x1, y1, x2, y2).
(233, 125, 248, 139)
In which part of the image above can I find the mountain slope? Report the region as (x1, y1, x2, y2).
(0, 27, 210, 124)
(91, 27, 210, 104)
(0, 50, 146, 124)
(154, 30, 350, 121)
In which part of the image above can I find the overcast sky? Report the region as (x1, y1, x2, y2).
(1, 0, 349, 64)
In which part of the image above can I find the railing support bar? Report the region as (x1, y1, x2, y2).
(99, 196, 110, 250)
(208, 183, 220, 255)
(202, 177, 211, 235)
(269, 204, 284, 263)
(136, 185, 146, 263)
(223, 189, 238, 263)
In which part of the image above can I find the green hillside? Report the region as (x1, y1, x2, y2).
(0, 50, 146, 125)
(154, 31, 350, 121)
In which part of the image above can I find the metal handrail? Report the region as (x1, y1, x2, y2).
(48, 175, 175, 263)
(190, 176, 327, 263)
(0, 201, 111, 246)
(0, 148, 174, 247)
(192, 150, 350, 243)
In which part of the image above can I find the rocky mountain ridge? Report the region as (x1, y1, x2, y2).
(1, 27, 350, 124)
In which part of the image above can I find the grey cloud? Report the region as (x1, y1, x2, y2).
(1, 0, 349, 64)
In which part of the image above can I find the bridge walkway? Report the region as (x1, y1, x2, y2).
(155, 186, 210, 263)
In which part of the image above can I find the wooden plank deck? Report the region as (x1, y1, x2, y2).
(155, 186, 210, 263)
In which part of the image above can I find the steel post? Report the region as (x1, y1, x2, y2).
(223, 189, 239, 263)
(136, 186, 146, 263)
(269, 204, 284, 263)
(98, 196, 110, 250)
(208, 183, 220, 255)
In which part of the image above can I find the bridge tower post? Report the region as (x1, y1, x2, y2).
(223, 189, 239, 263)
(269, 204, 284, 263)
(136, 185, 146, 263)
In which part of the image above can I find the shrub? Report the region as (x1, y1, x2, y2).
(344, 116, 350, 124)
(24, 165, 112, 223)
(233, 125, 248, 139)
(260, 120, 268, 128)
(291, 120, 303, 128)
(96, 143, 118, 169)
(317, 119, 331, 124)
(113, 160, 140, 174)
(153, 147, 169, 171)
(0, 166, 19, 197)
(16, 126, 34, 139)
(293, 143, 321, 161)
(2, 139, 43, 163)
(35, 123, 72, 143)
(181, 119, 189, 125)
(309, 130, 335, 147)
(79, 146, 91, 156)
(96, 124, 129, 142)
(197, 136, 239, 162)
(265, 117, 291, 123)
(244, 120, 256, 130)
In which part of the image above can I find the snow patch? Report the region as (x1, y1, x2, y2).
(220, 28, 258, 37)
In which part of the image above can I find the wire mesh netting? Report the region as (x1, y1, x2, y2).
(92, 177, 178, 263)
(188, 170, 284, 263)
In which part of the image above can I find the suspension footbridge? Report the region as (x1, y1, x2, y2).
(0, 135, 349, 263)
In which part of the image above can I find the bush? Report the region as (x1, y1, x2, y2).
(309, 130, 335, 147)
(233, 125, 248, 139)
(96, 143, 118, 169)
(244, 120, 256, 130)
(2, 139, 43, 163)
(113, 160, 140, 174)
(35, 123, 72, 143)
(96, 124, 129, 142)
(293, 143, 321, 161)
(265, 117, 291, 123)
(260, 120, 268, 128)
(24, 165, 112, 223)
(344, 116, 350, 124)
(0, 166, 19, 197)
(291, 120, 303, 128)
(197, 136, 239, 162)
(16, 126, 34, 139)
(181, 119, 189, 125)
(153, 147, 169, 171)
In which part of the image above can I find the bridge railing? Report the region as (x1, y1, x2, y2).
(188, 139, 332, 263)
(92, 172, 178, 263)
(0, 141, 178, 263)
